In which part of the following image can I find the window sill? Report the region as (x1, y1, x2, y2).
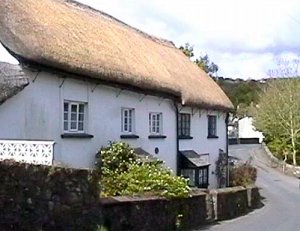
(120, 134, 140, 139)
(61, 133, 94, 139)
(148, 135, 167, 139)
(178, 136, 193, 140)
(207, 135, 219, 139)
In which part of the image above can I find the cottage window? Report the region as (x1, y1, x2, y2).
(181, 169, 196, 186)
(64, 101, 86, 133)
(178, 113, 191, 138)
(198, 167, 209, 188)
(208, 115, 217, 137)
(121, 108, 135, 133)
(149, 112, 163, 135)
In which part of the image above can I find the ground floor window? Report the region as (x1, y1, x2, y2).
(181, 166, 209, 188)
(198, 167, 209, 188)
(181, 169, 196, 187)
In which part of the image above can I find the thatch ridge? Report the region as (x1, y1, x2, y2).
(0, 0, 234, 111)
(64, 0, 175, 48)
(0, 62, 29, 104)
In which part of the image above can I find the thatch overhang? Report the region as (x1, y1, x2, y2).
(0, 0, 234, 112)
(0, 62, 29, 105)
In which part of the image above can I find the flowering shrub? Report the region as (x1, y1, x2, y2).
(95, 142, 190, 198)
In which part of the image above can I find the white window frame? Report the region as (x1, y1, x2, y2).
(149, 112, 163, 135)
(64, 101, 86, 133)
(121, 108, 135, 134)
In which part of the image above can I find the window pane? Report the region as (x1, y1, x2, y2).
(181, 169, 195, 186)
(71, 113, 77, 121)
(129, 109, 132, 117)
(71, 121, 77, 130)
(64, 102, 69, 112)
(64, 121, 68, 131)
(149, 114, 151, 133)
(128, 118, 132, 131)
(124, 117, 128, 131)
(71, 104, 77, 113)
(79, 113, 84, 121)
(78, 122, 84, 131)
(64, 112, 68, 121)
(79, 104, 84, 113)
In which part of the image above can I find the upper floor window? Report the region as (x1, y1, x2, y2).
(121, 108, 135, 133)
(149, 112, 163, 135)
(64, 101, 86, 133)
(208, 115, 217, 137)
(178, 113, 191, 138)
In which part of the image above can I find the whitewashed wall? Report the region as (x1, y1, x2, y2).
(239, 117, 264, 143)
(178, 107, 227, 188)
(0, 70, 177, 172)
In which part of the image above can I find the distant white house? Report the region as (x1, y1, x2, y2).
(238, 117, 264, 143)
(0, 0, 233, 188)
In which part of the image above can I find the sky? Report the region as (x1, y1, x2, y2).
(1, 0, 300, 79)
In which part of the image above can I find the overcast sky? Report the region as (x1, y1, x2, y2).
(1, 0, 300, 79)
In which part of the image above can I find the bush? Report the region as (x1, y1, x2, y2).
(229, 164, 257, 187)
(96, 142, 190, 199)
(95, 141, 136, 175)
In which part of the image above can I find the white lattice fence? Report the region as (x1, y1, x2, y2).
(0, 140, 54, 165)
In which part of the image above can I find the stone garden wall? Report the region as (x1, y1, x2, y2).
(0, 160, 261, 231)
(101, 186, 262, 231)
(0, 160, 101, 231)
(263, 143, 300, 176)
(101, 192, 207, 231)
(209, 185, 260, 221)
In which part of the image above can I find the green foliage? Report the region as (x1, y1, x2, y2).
(96, 142, 190, 199)
(194, 54, 219, 76)
(179, 43, 218, 75)
(112, 162, 189, 198)
(96, 141, 136, 175)
(215, 78, 262, 116)
(179, 43, 194, 58)
(229, 165, 257, 187)
(252, 78, 300, 165)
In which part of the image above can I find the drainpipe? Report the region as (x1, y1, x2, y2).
(225, 112, 230, 187)
(174, 102, 180, 176)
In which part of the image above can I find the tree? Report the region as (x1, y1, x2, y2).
(179, 43, 219, 76)
(195, 55, 219, 76)
(268, 57, 300, 78)
(252, 78, 300, 165)
(179, 43, 194, 58)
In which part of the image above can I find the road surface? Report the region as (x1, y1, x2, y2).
(201, 144, 300, 231)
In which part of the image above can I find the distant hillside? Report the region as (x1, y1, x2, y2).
(212, 77, 265, 110)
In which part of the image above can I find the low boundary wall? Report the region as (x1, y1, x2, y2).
(101, 185, 261, 231)
(262, 143, 300, 176)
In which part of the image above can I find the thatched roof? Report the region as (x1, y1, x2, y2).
(0, 0, 234, 111)
(0, 62, 29, 105)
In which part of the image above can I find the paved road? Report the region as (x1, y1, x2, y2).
(202, 144, 300, 231)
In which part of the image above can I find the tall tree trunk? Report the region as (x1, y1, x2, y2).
(291, 135, 297, 165)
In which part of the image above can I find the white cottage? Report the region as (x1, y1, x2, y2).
(0, 0, 233, 188)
